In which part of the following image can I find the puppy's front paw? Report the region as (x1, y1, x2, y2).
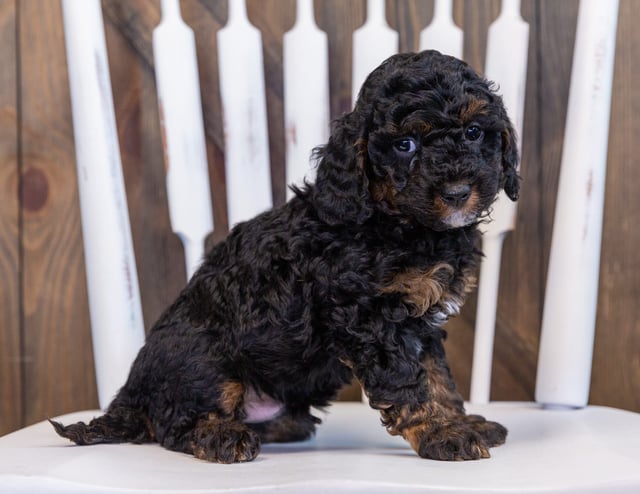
(193, 421, 261, 463)
(403, 416, 507, 461)
(462, 414, 507, 448)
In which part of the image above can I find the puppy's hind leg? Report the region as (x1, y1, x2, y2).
(187, 381, 261, 463)
(191, 414, 261, 463)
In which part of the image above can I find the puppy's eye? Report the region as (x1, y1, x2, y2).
(393, 138, 417, 155)
(465, 125, 483, 141)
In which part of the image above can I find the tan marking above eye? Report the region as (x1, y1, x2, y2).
(460, 98, 488, 122)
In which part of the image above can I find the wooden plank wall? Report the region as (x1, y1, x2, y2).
(1, 0, 638, 435)
(0, 0, 21, 435)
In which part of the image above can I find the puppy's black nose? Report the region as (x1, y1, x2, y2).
(441, 184, 471, 207)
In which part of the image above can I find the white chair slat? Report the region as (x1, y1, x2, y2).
(61, 0, 145, 411)
(217, 0, 273, 228)
(153, 0, 214, 279)
(283, 0, 330, 199)
(536, 0, 620, 408)
(419, 0, 464, 59)
(352, 0, 399, 105)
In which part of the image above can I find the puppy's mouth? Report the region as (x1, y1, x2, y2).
(434, 184, 482, 229)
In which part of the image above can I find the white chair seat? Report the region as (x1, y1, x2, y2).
(1, 401, 639, 493)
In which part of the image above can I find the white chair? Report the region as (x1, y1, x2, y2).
(2, 1, 639, 493)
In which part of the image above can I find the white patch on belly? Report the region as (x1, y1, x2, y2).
(243, 387, 285, 423)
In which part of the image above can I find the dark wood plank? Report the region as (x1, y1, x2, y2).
(387, 0, 430, 53)
(183, 0, 230, 244)
(19, 0, 97, 425)
(592, 0, 640, 412)
(517, 0, 578, 404)
(248, 0, 296, 207)
(315, 0, 366, 119)
(488, 0, 546, 402)
(460, 0, 499, 72)
(0, 0, 22, 435)
(537, 0, 579, 261)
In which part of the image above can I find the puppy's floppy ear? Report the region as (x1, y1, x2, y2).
(311, 111, 374, 225)
(501, 123, 520, 201)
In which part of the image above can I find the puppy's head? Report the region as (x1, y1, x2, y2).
(314, 50, 519, 229)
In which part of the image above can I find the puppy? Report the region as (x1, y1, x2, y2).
(52, 50, 519, 463)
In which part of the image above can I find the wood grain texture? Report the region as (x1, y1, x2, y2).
(592, 0, 640, 412)
(315, 0, 365, 118)
(182, 0, 229, 245)
(18, 0, 97, 425)
(2, 0, 639, 433)
(247, 0, 295, 207)
(486, 0, 547, 402)
(386, 0, 428, 52)
(460, 0, 499, 71)
(0, 0, 21, 436)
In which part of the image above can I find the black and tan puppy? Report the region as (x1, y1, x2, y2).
(52, 50, 519, 463)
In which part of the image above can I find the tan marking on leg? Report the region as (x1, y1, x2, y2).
(219, 381, 244, 417)
(380, 355, 463, 438)
(382, 400, 493, 460)
(193, 412, 260, 463)
(379, 350, 504, 460)
(435, 265, 477, 318)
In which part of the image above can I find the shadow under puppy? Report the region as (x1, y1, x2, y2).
(52, 50, 519, 463)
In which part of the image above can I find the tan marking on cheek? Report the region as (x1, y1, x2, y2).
(371, 177, 398, 205)
(461, 188, 480, 215)
(434, 195, 450, 217)
(381, 263, 455, 317)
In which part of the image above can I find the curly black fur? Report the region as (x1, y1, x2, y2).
(52, 51, 518, 463)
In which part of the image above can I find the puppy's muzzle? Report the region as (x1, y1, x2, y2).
(441, 183, 471, 208)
